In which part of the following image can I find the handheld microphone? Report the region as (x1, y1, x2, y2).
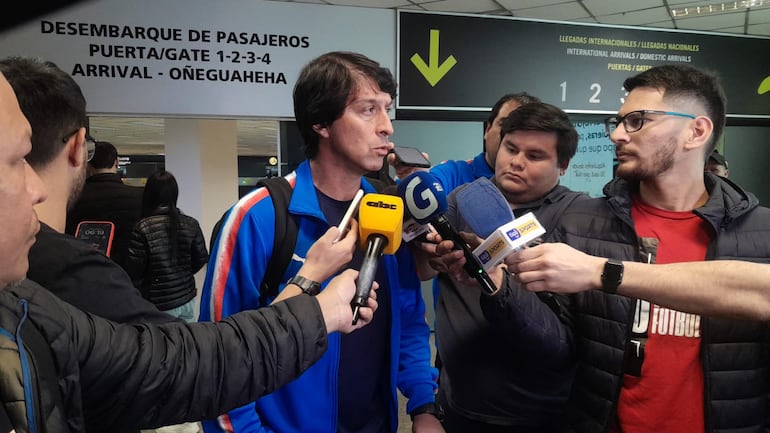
(382, 185, 431, 243)
(351, 193, 403, 324)
(456, 178, 546, 271)
(397, 172, 497, 294)
(456, 178, 514, 238)
(472, 212, 546, 271)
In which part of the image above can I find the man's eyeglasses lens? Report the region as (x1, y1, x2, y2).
(61, 129, 95, 162)
(86, 137, 96, 162)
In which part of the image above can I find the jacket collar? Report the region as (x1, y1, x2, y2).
(602, 173, 758, 231)
(85, 172, 123, 184)
(289, 160, 382, 223)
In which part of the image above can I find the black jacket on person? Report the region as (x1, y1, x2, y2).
(483, 173, 770, 433)
(125, 207, 209, 311)
(28, 223, 178, 325)
(66, 172, 143, 269)
(437, 182, 587, 431)
(0, 279, 329, 433)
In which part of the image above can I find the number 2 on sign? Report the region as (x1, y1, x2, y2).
(560, 81, 602, 103)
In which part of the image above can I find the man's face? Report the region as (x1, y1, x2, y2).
(705, 160, 728, 177)
(318, 79, 394, 175)
(610, 87, 693, 181)
(484, 100, 521, 166)
(0, 76, 46, 287)
(495, 129, 565, 205)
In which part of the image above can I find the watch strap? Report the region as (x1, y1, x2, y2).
(409, 402, 444, 421)
(287, 275, 321, 296)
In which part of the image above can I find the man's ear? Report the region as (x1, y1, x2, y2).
(66, 127, 87, 168)
(312, 123, 330, 139)
(685, 116, 713, 151)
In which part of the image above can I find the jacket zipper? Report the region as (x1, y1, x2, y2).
(15, 299, 38, 433)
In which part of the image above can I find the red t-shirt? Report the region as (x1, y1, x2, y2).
(614, 197, 711, 433)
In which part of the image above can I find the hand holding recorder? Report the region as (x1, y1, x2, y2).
(386, 145, 431, 180)
(316, 269, 379, 334)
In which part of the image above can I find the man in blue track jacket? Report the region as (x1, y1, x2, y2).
(199, 51, 442, 433)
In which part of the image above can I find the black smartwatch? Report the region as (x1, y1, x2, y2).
(601, 259, 624, 294)
(409, 402, 444, 421)
(287, 275, 321, 296)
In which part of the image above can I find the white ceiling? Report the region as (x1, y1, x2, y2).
(90, 0, 770, 156)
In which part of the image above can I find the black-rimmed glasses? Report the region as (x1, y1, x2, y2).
(61, 128, 95, 161)
(604, 110, 696, 136)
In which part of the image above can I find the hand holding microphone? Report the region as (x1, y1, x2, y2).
(397, 172, 498, 294)
(351, 193, 403, 324)
(271, 221, 358, 305)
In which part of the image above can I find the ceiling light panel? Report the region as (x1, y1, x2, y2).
(513, 2, 591, 20)
(418, 0, 501, 13)
(674, 12, 747, 28)
(670, 1, 764, 17)
(497, 0, 568, 10)
(594, 7, 673, 25)
(582, 0, 664, 16)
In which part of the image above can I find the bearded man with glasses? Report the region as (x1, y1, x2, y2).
(442, 63, 770, 433)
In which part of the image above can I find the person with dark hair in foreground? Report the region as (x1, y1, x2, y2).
(0, 56, 180, 330)
(0, 66, 377, 432)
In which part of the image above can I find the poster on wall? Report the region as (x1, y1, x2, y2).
(0, 0, 394, 117)
(561, 121, 615, 197)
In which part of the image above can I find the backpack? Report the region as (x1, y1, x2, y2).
(211, 174, 393, 306)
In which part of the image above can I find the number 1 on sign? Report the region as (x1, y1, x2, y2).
(560, 81, 567, 102)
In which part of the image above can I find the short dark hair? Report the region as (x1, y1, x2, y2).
(708, 150, 728, 169)
(623, 64, 726, 155)
(89, 140, 118, 170)
(293, 51, 397, 159)
(500, 102, 578, 166)
(0, 56, 88, 169)
(485, 92, 541, 130)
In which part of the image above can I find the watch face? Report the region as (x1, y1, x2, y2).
(602, 259, 624, 293)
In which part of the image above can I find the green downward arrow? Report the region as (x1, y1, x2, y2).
(759, 76, 770, 95)
(410, 29, 457, 87)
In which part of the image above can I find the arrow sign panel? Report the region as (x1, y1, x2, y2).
(410, 29, 457, 86)
(397, 10, 770, 118)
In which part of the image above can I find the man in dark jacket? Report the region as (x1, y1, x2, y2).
(0, 56, 179, 327)
(66, 139, 143, 269)
(434, 102, 587, 433)
(0, 66, 378, 432)
(445, 64, 770, 433)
